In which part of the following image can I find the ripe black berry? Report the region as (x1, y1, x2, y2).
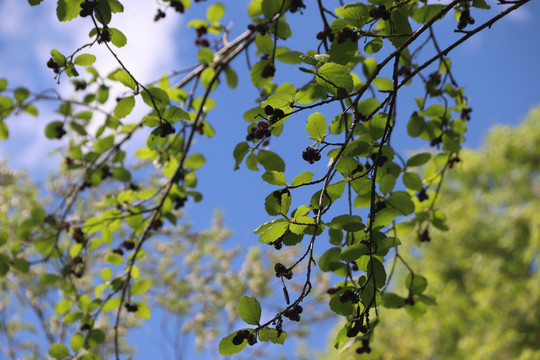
(264, 105, 274, 116)
(125, 302, 138, 312)
(289, 0, 306, 13)
(417, 188, 428, 202)
(261, 63, 275, 78)
(170, 0, 185, 13)
(302, 147, 321, 164)
(79, 0, 96, 17)
(159, 121, 175, 137)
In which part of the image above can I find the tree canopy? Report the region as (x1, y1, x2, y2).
(0, 0, 535, 359)
(321, 106, 540, 360)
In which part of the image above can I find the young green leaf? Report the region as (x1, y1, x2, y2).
(238, 295, 261, 325)
(306, 112, 327, 140)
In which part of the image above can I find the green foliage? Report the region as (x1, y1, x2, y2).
(0, 0, 534, 358)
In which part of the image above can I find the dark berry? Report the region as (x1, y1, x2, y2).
(264, 105, 274, 116)
(261, 63, 275, 78)
(122, 240, 135, 250)
(154, 9, 166, 22)
(302, 147, 321, 164)
(125, 302, 138, 312)
(112, 248, 124, 256)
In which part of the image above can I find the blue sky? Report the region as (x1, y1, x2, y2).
(1, 0, 539, 359)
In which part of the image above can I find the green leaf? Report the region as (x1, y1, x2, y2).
(50, 48, 66, 66)
(49, 343, 70, 359)
(407, 152, 431, 167)
(373, 77, 393, 91)
(141, 87, 169, 109)
(472, 0, 491, 9)
(219, 331, 249, 355)
(291, 171, 313, 186)
(379, 173, 396, 194)
(109, 28, 127, 48)
(197, 48, 214, 64)
(413, 5, 446, 23)
(258, 150, 285, 172)
(319, 247, 342, 272)
(317, 63, 353, 95)
(163, 106, 190, 121)
(406, 274, 428, 294)
(131, 279, 152, 296)
(14, 87, 30, 103)
(74, 54, 96, 66)
(185, 153, 206, 170)
(329, 290, 354, 316)
(28, 0, 44, 5)
(259, 328, 286, 344)
(306, 112, 327, 140)
(238, 295, 261, 325)
(114, 70, 136, 90)
(55, 299, 73, 315)
(135, 302, 151, 319)
(70, 333, 84, 352)
(368, 258, 386, 288)
(340, 243, 369, 262)
(255, 33, 273, 55)
(261, 0, 281, 19)
(0, 121, 9, 140)
(364, 38, 383, 54)
(56, 0, 82, 22)
(103, 297, 121, 312)
(224, 66, 238, 89)
(207, 2, 225, 22)
(233, 142, 250, 170)
(0, 79, 7, 92)
(335, 2, 369, 27)
(114, 96, 135, 119)
(262, 171, 287, 186)
(387, 191, 415, 215)
(382, 293, 405, 308)
(328, 38, 358, 65)
(259, 221, 289, 243)
(94, 135, 115, 153)
(385, 7, 412, 48)
(105, 252, 123, 265)
(403, 172, 423, 191)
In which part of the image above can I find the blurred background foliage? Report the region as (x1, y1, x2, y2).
(320, 106, 540, 360)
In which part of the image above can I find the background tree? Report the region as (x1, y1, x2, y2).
(321, 107, 540, 359)
(0, 0, 536, 358)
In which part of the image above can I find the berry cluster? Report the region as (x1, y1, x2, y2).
(174, 196, 187, 209)
(47, 58, 61, 74)
(194, 26, 209, 47)
(417, 188, 429, 202)
(79, 0, 96, 17)
(264, 105, 285, 124)
(247, 23, 269, 36)
(283, 304, 303, 322)
(370, 153, 388, 167)
(269, 236, 283, 250)
(150, 218, 163, 231)
(125, 302, 138, 312)
(154, 9, 166, 22)
(232, 330, 257, 346)
(302, 147, 321, 164)
(170, 0, 185, 13)
(339, 289, 360, 304)
(289, 0, 306, 14)
(369, 5, 390, 20)
(73, 80, 87, 91)
(356, 339, 372, 354)
(112, 247, 124, 256)
(447, 156, 461, 168)
(261, 63, 275, 78)
(274, 263, 293, 280)
(97, 29, 110, 44)
(430, 135, 442, 147)
(461, 107, 472, 121)
(72, 226, 85, 243)
(334, 27, 359, 44)
(159, 121, 175, 137)
(419, 228, 430, 242)
(347, 319, 368, 338)
(122, 240, 136, 250)
(457, 9, 475, 30)
(316, 26, 334, 42)
(426, 71, 442, 96)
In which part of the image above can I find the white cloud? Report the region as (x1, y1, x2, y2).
(0, 1, 184, 177)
